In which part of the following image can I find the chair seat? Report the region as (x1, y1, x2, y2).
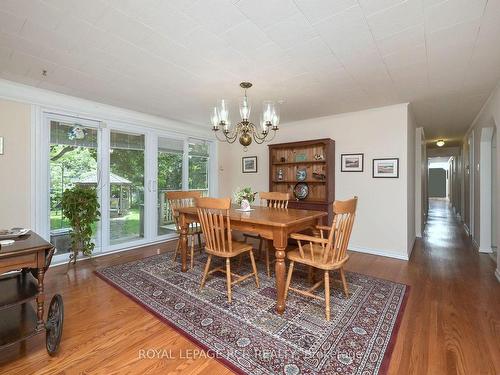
(287, 245, 349, 270)
(205, 241, 253, 257)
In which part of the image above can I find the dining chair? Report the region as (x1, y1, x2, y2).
(197, 197, 259, 302)
(243, 192, 290, 276)
(166, 191, 203, 270)
(284, 197, 358, 321)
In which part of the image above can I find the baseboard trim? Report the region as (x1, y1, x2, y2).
(479, 247, 493, 254)
(348, 246, 409, 261)
(495, 269, 500, 283)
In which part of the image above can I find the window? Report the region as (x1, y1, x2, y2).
(188, 138, 210, 195)
(109, 131, 145, 245)
(39, 111, 215, 263)
(157, 137, 184, 236)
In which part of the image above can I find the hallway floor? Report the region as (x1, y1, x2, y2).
(0, 199, 499, 374)
(386, 198, 500, 374)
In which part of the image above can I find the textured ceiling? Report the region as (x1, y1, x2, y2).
(1, 0, 499, 142)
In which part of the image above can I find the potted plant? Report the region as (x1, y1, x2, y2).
(61, 186, 101, 269)
(233, 187, 257, 211)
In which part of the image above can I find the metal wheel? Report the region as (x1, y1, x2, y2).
(45, 294, 64, 356)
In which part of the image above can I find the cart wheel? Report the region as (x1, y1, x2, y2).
(46, 294, 64, 356)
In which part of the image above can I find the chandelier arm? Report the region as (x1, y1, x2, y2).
(249, 123, 266, 142)
(214, 130, 237, 143)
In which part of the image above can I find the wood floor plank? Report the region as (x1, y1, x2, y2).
(0, 199, 499, 374)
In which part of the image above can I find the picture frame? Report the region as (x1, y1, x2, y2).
(242, 156, 258, 173)
(341, 153, 364, 172)
(372, 158, 399, 178)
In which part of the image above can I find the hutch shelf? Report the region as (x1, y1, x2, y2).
(269, 138, 335, 223)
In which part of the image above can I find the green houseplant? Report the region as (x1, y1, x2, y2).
(61, 186, 100, 268)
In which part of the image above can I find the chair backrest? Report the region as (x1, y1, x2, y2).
(196, 197, 233, 253)
(166, 191, 202, 231)
(260, 191, 290, 209)
(324, 197, 358, 264)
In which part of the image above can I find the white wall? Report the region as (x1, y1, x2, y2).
(415, 127, 427, 238)
(407, 107, 416, 256)
(0, 99, 31, 228)
(464, 81, 500, 280)
(219, 103, 415, 260)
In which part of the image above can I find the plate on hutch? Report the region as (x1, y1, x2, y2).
(293, 182, 309, 200)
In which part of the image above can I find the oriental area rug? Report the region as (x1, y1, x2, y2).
(96, 252, 409, 375)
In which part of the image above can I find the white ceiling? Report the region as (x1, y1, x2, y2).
(1, 0, 499, 141)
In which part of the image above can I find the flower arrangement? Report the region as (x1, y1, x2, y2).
(232, 186, 257, 205)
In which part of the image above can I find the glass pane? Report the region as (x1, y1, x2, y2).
(188, 139, 209, 196)
(157, 137, 183, 236)
(49, 121, 99, 255)
(110, 131, 145, 245)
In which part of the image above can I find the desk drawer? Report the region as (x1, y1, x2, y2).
(0, 253, 38, 275)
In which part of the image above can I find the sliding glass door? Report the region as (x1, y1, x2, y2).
(109, 131, 145, 245)
(43, 113, 215, 263)
(49, 118, 102, 256)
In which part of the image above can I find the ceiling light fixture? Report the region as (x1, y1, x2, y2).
(436, 140, 445, 147)
(210, 82, 280, 151)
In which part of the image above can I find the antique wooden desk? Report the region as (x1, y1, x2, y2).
(176, 206, 327, 314)
(0, 231, 63, 355)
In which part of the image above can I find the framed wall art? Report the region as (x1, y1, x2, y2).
(341, 153, 364, 172)
(242, 156, 258, 173)
(372, 158, 399, 178)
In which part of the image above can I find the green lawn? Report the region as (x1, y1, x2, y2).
(50, 208, 141, 239)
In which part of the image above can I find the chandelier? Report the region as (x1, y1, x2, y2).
(210, 82, 280, 150)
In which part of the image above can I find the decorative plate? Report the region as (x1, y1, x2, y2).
(296, 168, 307, 181)
(293, 182, 309, 200)
(0, 228, 29, 240)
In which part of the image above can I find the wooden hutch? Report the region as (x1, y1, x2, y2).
(269, 138, 335, 223)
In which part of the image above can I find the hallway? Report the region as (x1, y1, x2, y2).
(389, 198, 500, 374)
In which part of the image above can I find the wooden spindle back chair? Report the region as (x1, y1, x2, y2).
(196, 197, 259, 302)
(166, 191, 203, 269)
(285, 197, 358, 320)
(260, 191, 290, 209)
(243, 192, 290, 276)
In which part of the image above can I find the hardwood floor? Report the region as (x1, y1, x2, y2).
(1, 199, 499, 374)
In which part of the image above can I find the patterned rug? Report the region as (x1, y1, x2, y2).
(96, 252, 409, 375)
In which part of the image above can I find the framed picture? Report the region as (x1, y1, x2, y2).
(372, 158, 399, 178)
(242, 156, 258, 173)
(341, 153, 364, 172)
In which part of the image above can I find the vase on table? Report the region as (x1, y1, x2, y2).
(240, 199, 251, 211)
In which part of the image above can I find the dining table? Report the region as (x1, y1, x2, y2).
(176, 205, 327, 314)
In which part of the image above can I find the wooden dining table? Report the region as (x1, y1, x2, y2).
(176, 205, 327, 314)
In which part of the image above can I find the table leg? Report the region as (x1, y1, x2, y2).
(274, 245, 287, 314)
(36, 267, 45, 328)
(180, 216, 189, 273)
